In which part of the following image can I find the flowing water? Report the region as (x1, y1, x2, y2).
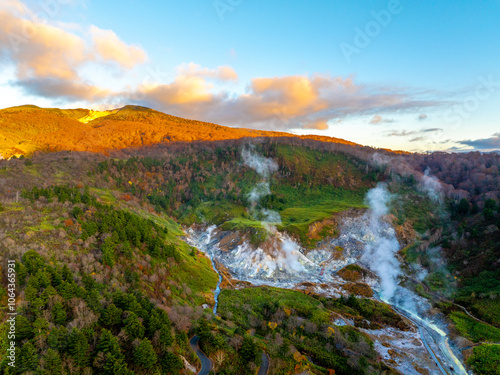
(186, 225, 222, 315)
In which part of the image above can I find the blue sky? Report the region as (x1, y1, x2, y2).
(1, 0, 499, 151)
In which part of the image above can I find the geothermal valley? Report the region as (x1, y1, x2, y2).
(185, 149, 470, 375)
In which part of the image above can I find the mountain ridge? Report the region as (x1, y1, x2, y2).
(0, 104, 405, 158)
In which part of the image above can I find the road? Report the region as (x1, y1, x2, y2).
(191, 335, 270, 375)
(258, 352, 270, 375)
(394, 307, 468, 375)
(190, 336, 212, 375)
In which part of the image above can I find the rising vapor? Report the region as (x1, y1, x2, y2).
(241, 145, 281, 223)
(361, 184, 402, 302)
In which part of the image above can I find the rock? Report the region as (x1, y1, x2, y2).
(179, 355, 196, 373)
(343, 282, 374, 297)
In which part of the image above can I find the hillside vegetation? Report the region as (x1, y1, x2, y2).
(0, 112, 499, 374)
(0, 105, 359, 159)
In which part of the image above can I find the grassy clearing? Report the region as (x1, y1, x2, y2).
(277, 200, 364, 247)
(186, 201, 249, 226)
(219, 286, 330, 325)
(89, 187, 117, 204)
(53, 170, 69, 182)
(450, 311, 500, 342)
(130, 207, 185, 237)
(26, 217, 55, 232)
(467, 344, 500, 375)
(22, 164, 42, 177)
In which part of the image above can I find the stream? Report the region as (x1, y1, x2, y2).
(394, 306, 469, 375)
(186, 225, 223, 315)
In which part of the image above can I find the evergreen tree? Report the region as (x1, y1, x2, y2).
(124, 312, 145, 339)
(160, 351, 183, 374)
(61, 264, 72, 281)
(52, 303, 67, 325)
(146, 310, 162, 336)
(44, 348, 62, 374)
(100, 304, 123, 326)
(16, 315, 33, 340)
(458, 198, 470, 215)
(240, 336, 259, 364)
(33, 318, 49, 336)
(68, 328, 90, 367)
(22, 250, 45, 274)
(19, 342, 38, 373)
(102, 238, 116, 267)
(159, 325, 174, 350)
(47, 327, 69, 351)
(133, 338, 157, 370)
(97, 329, 123, 360)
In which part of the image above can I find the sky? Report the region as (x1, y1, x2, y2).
(0, 0, 499, 152)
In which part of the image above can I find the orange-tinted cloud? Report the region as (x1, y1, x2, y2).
(91, 26, 147, 69)
(128, 73, 442, 131)
(1, 3, 444, 132)
(369, 115, 394, 124)
(0, 1, 147, 99)
(137, 75, 214, 105)
(303, 120, 329, 130)
(0, 8, 86, 80)
(177, 62, 238, 81)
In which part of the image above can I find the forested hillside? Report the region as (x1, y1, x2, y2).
(0, 106, 358, 159)
(0, 133, 499, 374)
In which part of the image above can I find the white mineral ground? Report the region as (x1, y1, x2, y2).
(185, 207, 469, 374)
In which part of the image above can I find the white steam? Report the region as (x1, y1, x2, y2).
(242, 145, 281, 223)
(261, 209, 282, 224)
(361, 184, 402, 302)
(242, 145, 278, 178)
(237, 145, 313, 277)
(247, 182, 271, 205)
(420, 168, 443, 203)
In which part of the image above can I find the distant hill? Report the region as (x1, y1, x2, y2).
(0, 105, 361, 158)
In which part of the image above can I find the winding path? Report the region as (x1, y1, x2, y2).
(191, 335, 270, 375)
(190, 336, 212, 375)
(258, 352, 270, 375)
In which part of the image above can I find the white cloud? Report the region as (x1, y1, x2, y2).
(90, 26, 147, 69)
(177, 62, 238, 81)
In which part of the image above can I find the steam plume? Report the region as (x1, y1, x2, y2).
(420, 168, 443, 202)
(241, 145, 281, 223)
(362, 184, 402, 302)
